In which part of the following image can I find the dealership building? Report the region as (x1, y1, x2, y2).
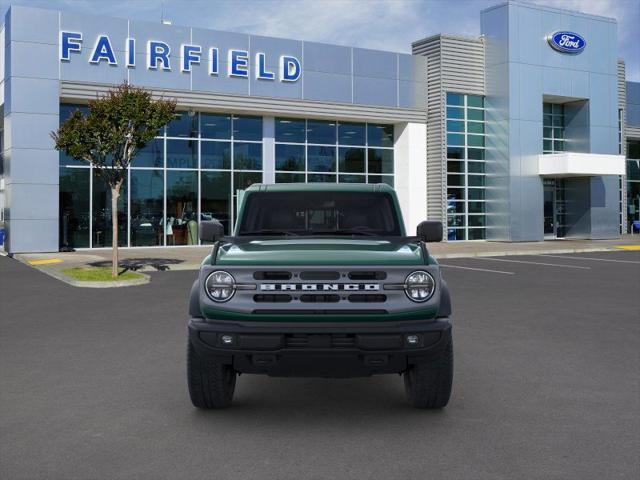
(1, 1, 639, 252)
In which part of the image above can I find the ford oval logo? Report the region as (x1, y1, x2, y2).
(547, 31, 586, 54)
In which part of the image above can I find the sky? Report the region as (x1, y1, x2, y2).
(1, 0, 638, 80)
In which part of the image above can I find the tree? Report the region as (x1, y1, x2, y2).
(52, 83, 176, 278)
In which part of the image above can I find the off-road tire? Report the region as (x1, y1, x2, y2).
(404, 340, 453, 409)
(187, 341, 236, 408)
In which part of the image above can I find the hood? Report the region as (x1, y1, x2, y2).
(214, 238, 424, 266)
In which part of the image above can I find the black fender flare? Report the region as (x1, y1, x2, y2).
(189, 278, 203, 318)
(437, 278, 452, 318)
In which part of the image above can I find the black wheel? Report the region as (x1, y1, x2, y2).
(187, 341, 236, 408)
(404, 340, 453, 409)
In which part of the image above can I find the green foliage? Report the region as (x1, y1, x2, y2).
(52, 83, 176, 187)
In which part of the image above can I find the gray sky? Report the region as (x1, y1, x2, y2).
(1, 0, 638, 80)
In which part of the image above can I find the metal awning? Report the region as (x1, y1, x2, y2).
(537, 152, 625, 177)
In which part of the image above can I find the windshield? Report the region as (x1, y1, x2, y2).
(237, 191, 402, 236)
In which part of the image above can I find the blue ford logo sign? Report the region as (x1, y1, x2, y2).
(547, 31, 586, 54)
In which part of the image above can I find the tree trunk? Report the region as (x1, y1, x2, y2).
(111, 184, 121, 279)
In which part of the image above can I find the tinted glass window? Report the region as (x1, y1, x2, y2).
(135, 139, 164, 168)
(201, 113, 231, 139)
(166, 140, 197, 168)
(59, 167, 90, 248)
(92, 169, 127, 247)
(233, 142, 262, 170)
(130, 169, 164, 246)
(368, 148, 393, 174)
(166, 171, 198, 245)
(238, 192, 401, 236)
(201, 171, 231, 235)
(308, 145, 336, 172)
(201, 141, 231, 169)
(233, 115, 262, 141)
(275, 118, 306, 143)
(276, 144, 305, 171)
(167, 111, 198, 138)
(307, 120, 336, 144)
(338, 122, 365, 146)
(446, 92, 464, 106)
(367, 124, 394, 147)
(338, 147, 365, 173)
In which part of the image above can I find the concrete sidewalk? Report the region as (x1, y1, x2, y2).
(10, 235, 640, 275)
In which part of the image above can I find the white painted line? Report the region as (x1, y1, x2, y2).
(440, 264, 515, 275)
(540, 254, 640, 265)
(472, 257, 591, 269)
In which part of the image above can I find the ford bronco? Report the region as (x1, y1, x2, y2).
(187, 183, 452, 408)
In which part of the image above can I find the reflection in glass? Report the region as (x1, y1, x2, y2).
(201, 141, 231, 169)
(368, 148, 393, 174)
(59, 104, 90, 166)
(308, 145, 336, 172)
(446, 92, 464, 106)
(339, 147, 365, 173)
(167, 171, 198, 245)
(276, 173, 306, 183)
(339, 174, 366, 183)
(130, 170, 164, 246)
(233, 115, 262, 141)
(234, 142, 262, 170)
(201, 113, 231, 139)
(59, 167, 90, 249)
(275, 118, 305, 143)
(367, 175, 394, 187)
(367, 124, 394, 147)
(167, 111, 198, 138)
(92, 169, 127, 247)
(338, 122, 365, 146)
(135, 139, 163, 168)
(201, 171, 231, 235)
(276, 144, 305, 171)
(167, 139, 197, 169)
(308, 174, 337, 183)
(306, 120, 336, 144)
(234, 172, 262, 191)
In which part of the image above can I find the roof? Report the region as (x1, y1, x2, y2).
(244, 183, 396, 193)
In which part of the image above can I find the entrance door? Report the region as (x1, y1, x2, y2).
(543, 178, 567, 238)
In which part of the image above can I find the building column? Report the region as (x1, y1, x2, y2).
(3, 6, 60, 253)
(394, 122, 427, 234)
(262, 116, 275, 184)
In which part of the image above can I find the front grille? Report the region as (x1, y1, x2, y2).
(285, 334, 356, 348)
(252, 309, 388, 315)
(253, 271, 292, 280)
(300, 294, 340, 303)
(348, 294, 387, 303)
(254, 294, 292, 303)
(348, 271, 387, 280)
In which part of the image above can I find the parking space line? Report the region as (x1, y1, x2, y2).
(439, 264, 515, 275)
(540, 254, 640, 265)
(472, 257, 591, 269)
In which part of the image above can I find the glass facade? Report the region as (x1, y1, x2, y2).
(274, 118, 394, 186)
(58, 104, 262, 248)
(543, 103, 565, 154)
(627, 139, 640, 233)
(445, 92, 486, 240)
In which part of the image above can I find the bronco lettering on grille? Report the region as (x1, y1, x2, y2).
(260, 283, 379, 291)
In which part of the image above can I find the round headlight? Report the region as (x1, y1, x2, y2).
(205, 271, 236, 302)
(405, 270, 435, 302)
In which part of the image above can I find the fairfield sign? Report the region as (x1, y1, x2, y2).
(59, 31, 302, 82)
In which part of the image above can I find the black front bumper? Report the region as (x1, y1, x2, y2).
(188, 317, 452, 378)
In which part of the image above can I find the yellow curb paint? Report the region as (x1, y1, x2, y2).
(29, 259, 63, 265)
(613, 245, 640, 251)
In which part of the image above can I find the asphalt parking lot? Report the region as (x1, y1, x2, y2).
(1, 250, 639, 480)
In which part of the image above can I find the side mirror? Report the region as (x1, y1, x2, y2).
(199, 220, 225, 243)
(417, 221, 443, 243)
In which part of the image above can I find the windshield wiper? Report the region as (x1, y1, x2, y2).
(240, 229, 300, 236)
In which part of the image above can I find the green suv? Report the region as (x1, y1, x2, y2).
(187, 183, 453, 408)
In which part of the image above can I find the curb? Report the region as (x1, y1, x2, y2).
(11, 255, 151, 288)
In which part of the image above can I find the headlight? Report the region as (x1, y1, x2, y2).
(205, 271, 236, 302)
(404, 270, 435, 302)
